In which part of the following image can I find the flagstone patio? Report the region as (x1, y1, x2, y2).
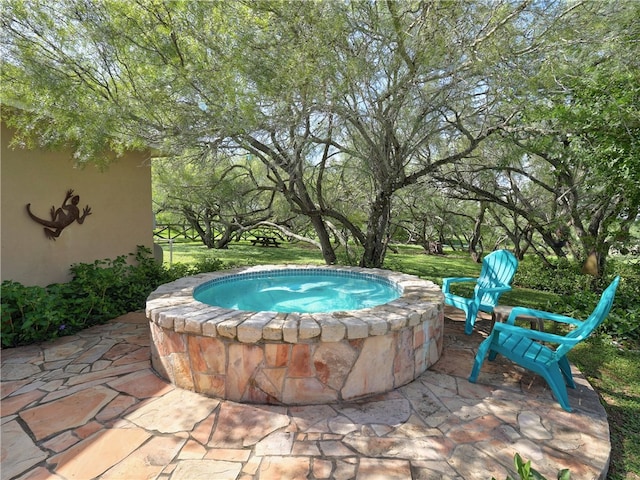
(1, 307, 610, 480)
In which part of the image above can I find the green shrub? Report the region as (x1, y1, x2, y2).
(514, 256, 589, 295)
(192, 256, 226, 273)
(0, 282, 64, 347)
(0, 246, 226, 348)
(516, 256, 640, 345)
(163, 256, 226, 280)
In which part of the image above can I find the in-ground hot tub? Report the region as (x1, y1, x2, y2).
(146, 265, 444, 405)
(194, 268, 402, 313)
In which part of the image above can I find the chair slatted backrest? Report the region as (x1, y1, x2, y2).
(475, 250, 519, 307)
(554, 276, 620, 359)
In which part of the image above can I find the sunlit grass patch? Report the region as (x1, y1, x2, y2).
(156, 240, 326, 268)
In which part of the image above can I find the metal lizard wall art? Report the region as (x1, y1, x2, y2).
(26, 189, 92, 240)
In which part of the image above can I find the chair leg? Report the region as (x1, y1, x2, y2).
(558, 355, 576, 389)
(542, 366, 573, 412)
(469, 336, 494, 383)
(464, 304, 478, 335)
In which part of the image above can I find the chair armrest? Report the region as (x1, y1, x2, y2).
(477, 285, 512, 295)
(505, 307, 582, 327)
(493, 322, 580, 346)
(442, 277, 478, 294)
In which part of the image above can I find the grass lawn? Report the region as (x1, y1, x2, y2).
(571, 338, 640, 480)
(157, 239, 639, 479)
(157, 238, 327, 268)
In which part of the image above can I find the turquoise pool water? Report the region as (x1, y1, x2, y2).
(193, 269, 401, 313)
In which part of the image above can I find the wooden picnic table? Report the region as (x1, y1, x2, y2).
(251, 235, 281, 247)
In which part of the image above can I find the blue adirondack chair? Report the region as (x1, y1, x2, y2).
(443, 250, 519, 334)
(469, 276, 620, 412)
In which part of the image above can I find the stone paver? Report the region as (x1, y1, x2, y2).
(19, 386, 118, 440)
(47, 427, 151, 480)
(0, 308, 610, 480)
(1, 420, 47, 479)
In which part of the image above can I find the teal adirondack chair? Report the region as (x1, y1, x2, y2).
(469, 276, 620, 412)
(443, 250, 519, 334)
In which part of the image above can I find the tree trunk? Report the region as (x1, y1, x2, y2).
(310, 214, 337, 265)
(469, 203, 486, 263)
(183, 207, 216, 248)
(215, 223, 243, 249)
(360, 193, 392, 268)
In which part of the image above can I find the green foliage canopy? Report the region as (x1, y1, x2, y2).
(2, 0, 638, 268)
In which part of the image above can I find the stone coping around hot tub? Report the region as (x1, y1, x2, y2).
(146, 265, 444, 344)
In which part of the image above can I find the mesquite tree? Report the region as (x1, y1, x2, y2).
(3, 0, 636, 269)
(431, 1, 640, 276)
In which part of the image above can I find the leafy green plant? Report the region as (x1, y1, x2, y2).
(0, 281, 64, 346)
(493, 453, 570, 480)
(0, 246, 227, 348)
